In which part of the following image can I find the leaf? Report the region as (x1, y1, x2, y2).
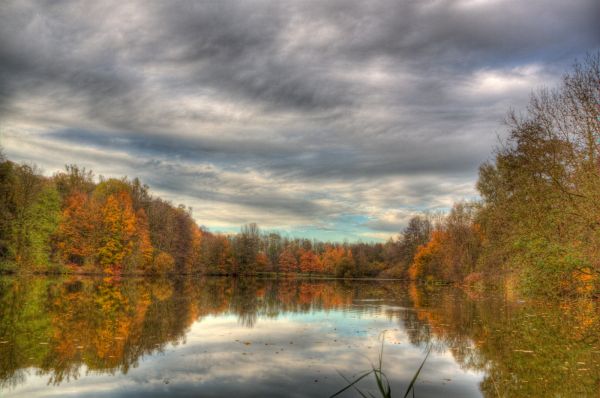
(403, 347, 431, 398)
(329, 369, 373, 398)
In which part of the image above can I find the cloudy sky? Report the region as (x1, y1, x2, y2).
(1, 0, 598, 241)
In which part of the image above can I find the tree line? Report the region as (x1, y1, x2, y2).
(0, 149, 463, 279)
(1, 53, 598, 296)
(0, 155, 427, 279)
(0, 161, 201, 275)
(405, 53, 600, 297)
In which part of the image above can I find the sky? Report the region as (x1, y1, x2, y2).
(0, 0, 598, 242)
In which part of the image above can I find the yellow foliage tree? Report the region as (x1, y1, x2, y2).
(97, 191, 137, 274)
(134, 208, 154, 272)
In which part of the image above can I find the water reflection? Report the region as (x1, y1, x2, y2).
(0, 276, 598, 397)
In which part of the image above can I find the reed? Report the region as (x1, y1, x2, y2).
(330, 331, 431, 398)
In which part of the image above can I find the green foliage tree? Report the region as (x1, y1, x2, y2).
(25, 185, 61, 269)
(476, 53, 600, 296)
(0, 158, 16, 263)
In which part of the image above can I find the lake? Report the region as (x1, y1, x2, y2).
(0, 276, 598, 397)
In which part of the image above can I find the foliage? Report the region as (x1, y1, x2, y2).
(402, 53, 600, 297)
(0, 163, 209, 275)
(24, 185, 61, 269)
(474, 53, 600, 296)
(97, 191, 137, 273)
(153, 252, 175, 274)
(0, 52, 598, 296)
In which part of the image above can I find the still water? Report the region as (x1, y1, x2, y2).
(0, 276, 598, 397)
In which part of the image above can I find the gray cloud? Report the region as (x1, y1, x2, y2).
(1, 0, 598, 240)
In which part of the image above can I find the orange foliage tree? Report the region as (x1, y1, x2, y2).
(409, 230, 445, 281)
(320, 246, 346, 275)
(133, 208, 154, 272)
(97, 191, 137, 274)
(256, 252, 269, 272)
(299, 249, 321, 274)
(278, 248, 298, 273)
(57, 192, 99, 267)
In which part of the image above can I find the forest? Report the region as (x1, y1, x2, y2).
(0, 54, 598, 298)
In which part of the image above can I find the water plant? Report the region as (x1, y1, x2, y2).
(330, 332, 431, 398)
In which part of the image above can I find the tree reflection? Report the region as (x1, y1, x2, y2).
(0, 277, 598, 396)
(400, 284, 600, 397)
(0, 276, 357, 389)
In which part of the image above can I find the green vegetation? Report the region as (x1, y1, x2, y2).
(331, 332, 431, 398)
(408, 53, 600, 298)
(1, 53, 599, 298)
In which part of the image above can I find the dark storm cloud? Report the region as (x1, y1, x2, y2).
(1, 0, 598, 239)
(149, 1, 352, 112)
(46, 128, 483, 179)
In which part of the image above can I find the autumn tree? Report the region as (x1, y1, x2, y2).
(278, 248, 298, 274)
(400, 216, 433, 265)
(97, 191, 137, 274)
(171, 205, 197, 274)
(130, 208, 154, 272)
(379, 215, 433, 278)
(234, 223, 260, 274)
(320, 245, 345, 275)
(53, 165, 95, 199)
(256, 252, 269, 273)
(145, 199, 199, 273)
(57, 192, 99, 267)
(153, 251, 175, 274)
(265, 233, 283, 271)
(199, 233, 234, 275)
(476, 53, 600, 295)
(334, 253, 355, 278)
(409, 230, 445, 281)
(299, 249, 320, 274)
(187, 225, 203, 274)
